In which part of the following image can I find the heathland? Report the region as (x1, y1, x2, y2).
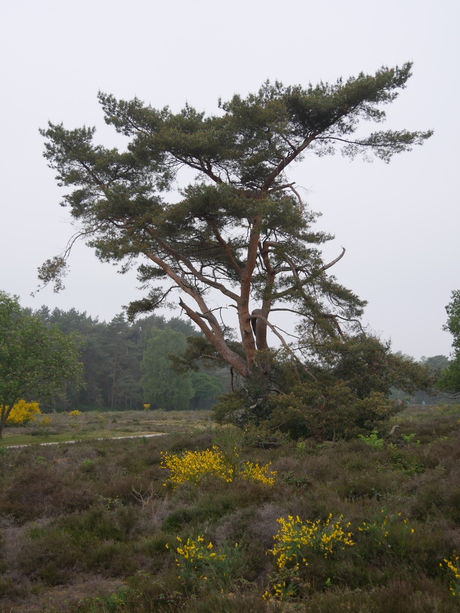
(1, 405, 460, 612)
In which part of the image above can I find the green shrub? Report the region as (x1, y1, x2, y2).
(268, 385, 397, 440)
(358, 430, 385, 449)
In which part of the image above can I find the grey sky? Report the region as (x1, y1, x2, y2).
(1, 0, 458, 360)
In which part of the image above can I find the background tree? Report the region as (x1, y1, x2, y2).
(33, 308, 203, 411)
(189, 371, 223, 410)
(35, 307, 110, 409)
(39, 63, 432, 392)
(437, 290, 460, 395)
(141, 327, 194, 410)
(419, 354, 450, 374)
(0, 292, 83, 437)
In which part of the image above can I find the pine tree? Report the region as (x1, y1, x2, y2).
(39, 63, 432, 388)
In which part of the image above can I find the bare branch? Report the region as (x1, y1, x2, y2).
(289, 184, 305, 209)
(320, 247, 346, 272)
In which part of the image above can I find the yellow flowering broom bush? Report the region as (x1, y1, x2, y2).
(6, 400, 41, 425)
(161, 447, 234, 487)
(357, 509, 416, 558)
(160, 446, 276, 488)
(264, 514, 355, 601)
(441, 554, 460, 597)
(167, 535, 241, 593)
(239, 460, 276, 486)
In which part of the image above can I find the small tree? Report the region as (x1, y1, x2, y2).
(39, 63, 432, 394)
(0, 292, 83, 437)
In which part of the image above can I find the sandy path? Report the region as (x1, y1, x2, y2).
(4, 432, 165, 448)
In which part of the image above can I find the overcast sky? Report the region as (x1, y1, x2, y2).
(1, 0, 458, 360)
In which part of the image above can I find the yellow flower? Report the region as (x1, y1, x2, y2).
(160, 446, 276, 488)
(6, 400, 41, 425)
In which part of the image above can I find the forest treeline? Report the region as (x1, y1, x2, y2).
(31, 307, 228, 412)
(25, 306, 454, 416)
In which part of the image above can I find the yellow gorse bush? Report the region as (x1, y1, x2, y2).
(264, 514, 354, 601)
(161, 447, 234, 487)
(69, 410, 81, 416)
(270, 514, 355, 563)
(6, 400, 41, 425)
(441, 554, 460, 597)
(167, 535, 240, 592)
(239, 460, 276, 486)
(173, 535, 226, 567)
(160, 446, 276, 488)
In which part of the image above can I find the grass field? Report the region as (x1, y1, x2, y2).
(1, 405, 460, 612)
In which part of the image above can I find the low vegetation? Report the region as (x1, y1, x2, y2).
(1, 409, 213, 446)
(1, 406, 460, 612)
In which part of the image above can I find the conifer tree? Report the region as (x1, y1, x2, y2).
(39, 63, 432, 387)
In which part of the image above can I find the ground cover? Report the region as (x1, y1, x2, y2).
(1, 406, 460, 611)
(0, 410, 214, 446)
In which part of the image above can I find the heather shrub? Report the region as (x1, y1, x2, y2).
(356, 509, 417, 561)
(86, 541, 137, 575)
(58, 504, 139, 543)
(337, 470, 397, 502)
(19, 526, 82, 585)
(161, 490, 239, 534)
(0, 462, 96, 520)
(0, 577, 28, 600)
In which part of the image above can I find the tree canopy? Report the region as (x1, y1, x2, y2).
(0, 293, 83, 437)
(39, 63, 432, 385)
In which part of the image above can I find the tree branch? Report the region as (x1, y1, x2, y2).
(208, 219, 242, 275)
(250, 312, 317, 381)
(320, 247, 346, 272)
(152, 236, 240, 302)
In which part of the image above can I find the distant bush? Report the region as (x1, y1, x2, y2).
(6, 400, 41, 425)
(213, 335, 432, 441)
